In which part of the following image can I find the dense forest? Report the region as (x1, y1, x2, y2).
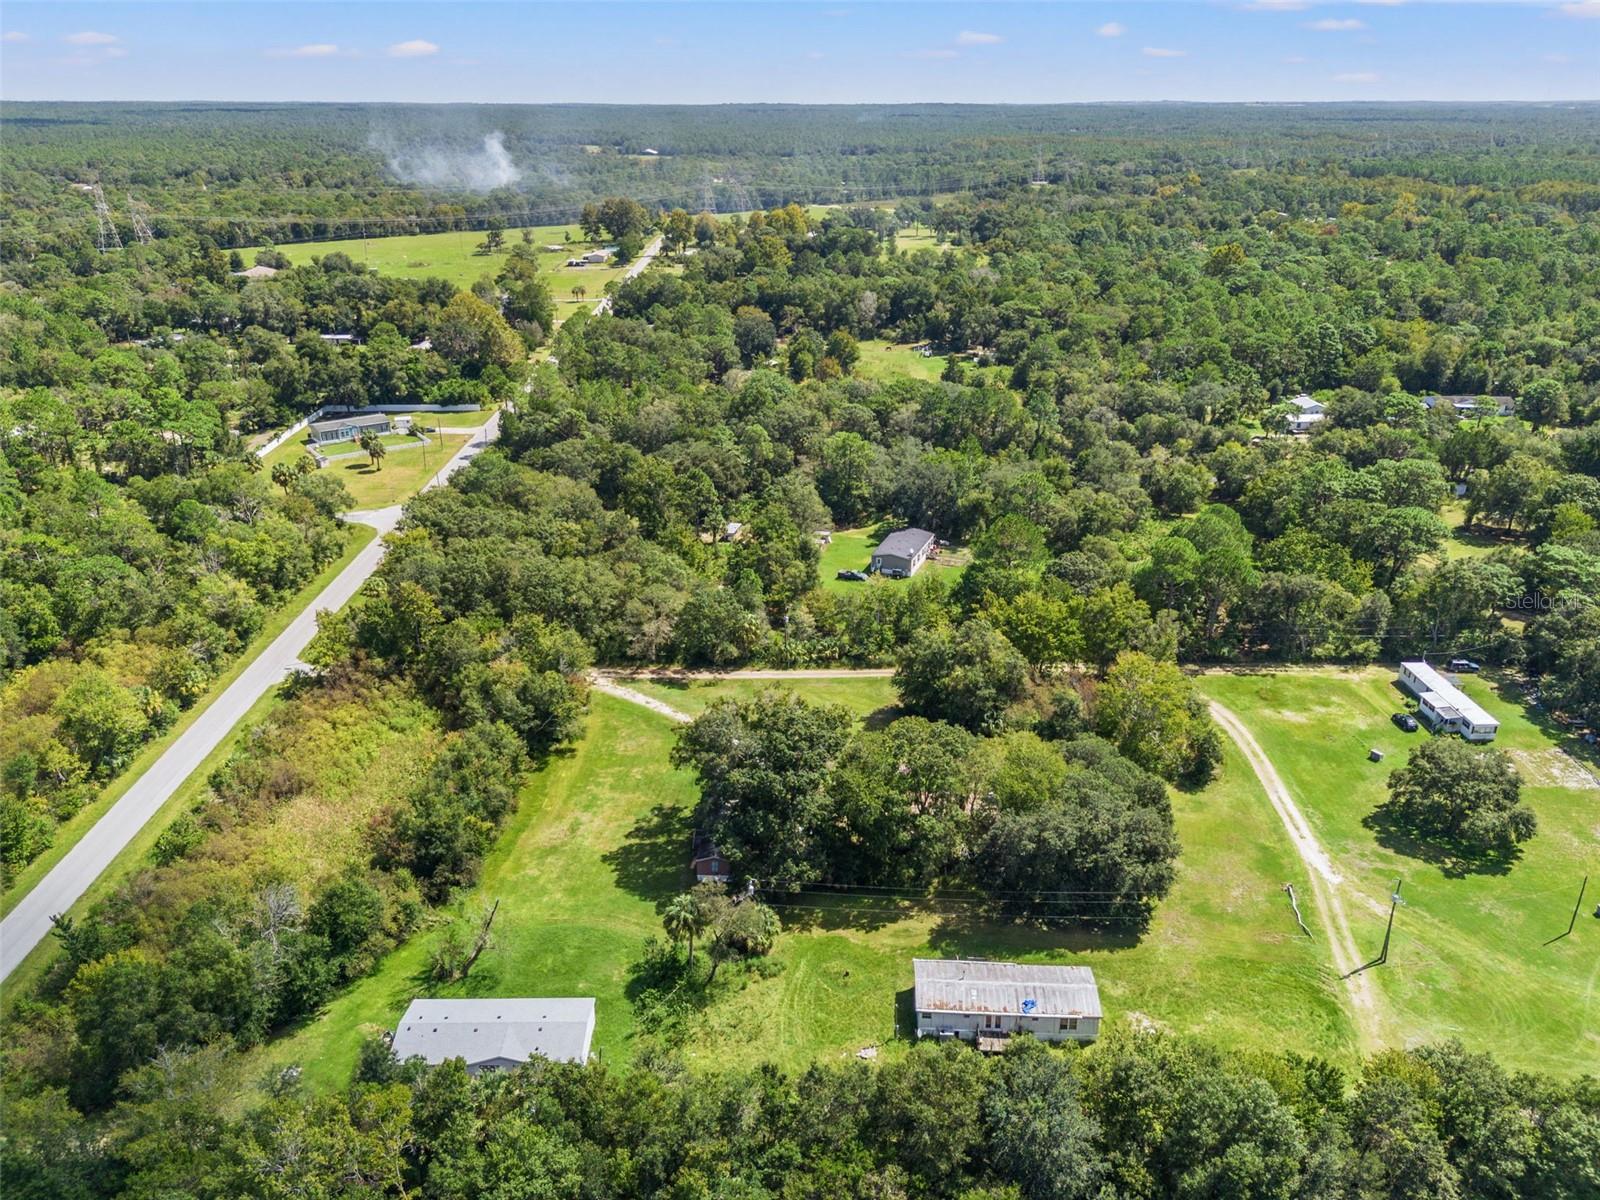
(3, 102, 1599, 1196)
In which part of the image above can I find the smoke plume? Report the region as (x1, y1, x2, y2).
(374, 130, 521, 191)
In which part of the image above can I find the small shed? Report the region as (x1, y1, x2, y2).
(870, 528, 936, 577)
(692, 831, 732, 884)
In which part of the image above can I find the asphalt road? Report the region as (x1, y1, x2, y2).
(0, 413, 500, 981)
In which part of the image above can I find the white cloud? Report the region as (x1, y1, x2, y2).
(1096, 21, 1126, 37)
(1332, 70, 1381, 82)
(387, 39, 439, 57)
(1142, 46, 1187, 58)
(804, 50, 827, 60)
(955, 30, 1003, 45)
(1308, 18, 1367, 30)
(283, 43, 340, 57)
(1283, 54, 1310, 63)
(1355, 0, 1406, 6)
(3, 31, 31, 43)
(1242, 0, 1310, 10)
(64, 31, 118, 45)
(1558, 0, 1600, 16)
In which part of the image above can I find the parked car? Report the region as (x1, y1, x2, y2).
(1448, 658, 1481, 672)
(883, 568, 906, 579)
(835, 569, 868, 582)
(1392, 712, 1419, 732)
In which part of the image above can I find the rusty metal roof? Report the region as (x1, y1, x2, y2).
(913, 958, 1102, 1019)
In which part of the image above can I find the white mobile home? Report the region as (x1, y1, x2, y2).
(913, 958, 1101, 1048)
(1397, 661, 1499, 742)
(391, 997, 595, 1075)
(1284, 394, 1326, 434)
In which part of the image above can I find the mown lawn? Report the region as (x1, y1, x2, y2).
(328, 431, 473, 509)
(817, 526, 967, 594)
(853, 339, 947, 384)
(259, 227, 627, 323)
(261, 677, 1355, 1091)
(624, 674, 900, 721)
(1199, 667, 1599, 1076)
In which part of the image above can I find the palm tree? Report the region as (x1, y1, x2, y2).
(270, 460, 295, 492)
(571, 284, 587, 303)
(661, 893, 700, 966)
(359, 430, 386, 471)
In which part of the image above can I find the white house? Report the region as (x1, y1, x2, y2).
(870, 528, 936, 577)
(1397, 661, 1499, 742)
(1284, 393, 1326, 434)
(913, 959, 1102, 1048)
(309, 412, 391, 446)
(391, 997, 596, 1075)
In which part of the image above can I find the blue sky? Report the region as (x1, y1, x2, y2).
(3, 1, 1597, 103)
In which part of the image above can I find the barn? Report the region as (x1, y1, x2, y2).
(912, 958, 1101, 1049)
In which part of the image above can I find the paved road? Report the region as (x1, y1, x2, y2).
(591, 236, 664, 315)
(0, 414, 500, 981)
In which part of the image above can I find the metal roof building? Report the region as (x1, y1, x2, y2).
(913, 959, 1101, 1047)
(870, 527, 937, 577)
(1398, 661, 1498, 742)
(392, 997, 596, 1074)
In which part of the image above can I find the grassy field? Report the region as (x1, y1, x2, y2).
(332, 432, 473, 508)
(817, 526, 968, 593)
(893, 227, 944, 254)
(0, 521, 378, 920)
(259, 226, 625, 324)
(1199, 667, 1599, 1075)
(853, 339, 948, 384)
(624, 673, 899, 720)
(1436, 501, 1520, 563)
(257, 675, 1355, 1091)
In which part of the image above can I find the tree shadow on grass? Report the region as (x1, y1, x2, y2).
(927, 910, 1144, 957)
(1362, 804, 1522, 879)
(602, 802, 693, 905)
(862, 703, 904, 732)
(766, 891, 917, 935)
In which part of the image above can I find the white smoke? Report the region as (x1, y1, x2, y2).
(374, 130, 521, 191)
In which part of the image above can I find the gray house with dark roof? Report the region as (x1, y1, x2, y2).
(391, 997, 596, 1074)
(913, 958, 1101, 1048)
(310, 413, 391, 446)
(870, 528, 936, 577)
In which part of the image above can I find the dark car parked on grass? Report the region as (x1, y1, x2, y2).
(1392, 712, 1419, 732)
(1449, 658, 1481, 672)
(835, 569, 868, 582)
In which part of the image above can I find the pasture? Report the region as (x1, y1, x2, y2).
(257, 226, 626, 324)
(258, 675, 1356, 1091)
(1199, 668, 1599, 1075)
(853, 339, 947, 384)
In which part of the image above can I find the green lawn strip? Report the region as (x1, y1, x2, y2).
(258, 682, 1353, 1092)
(0, 521, 379, 920)
(624, 675, 899, 721)
(1199, 668, 1599, 1075)
(853, 339, 947, 384)
(0, 684, 289, 1010)
(817, 525, 965, 594)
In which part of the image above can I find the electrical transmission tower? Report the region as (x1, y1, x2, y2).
(127, 195, 154, 245)
(91, 184, 122, 252)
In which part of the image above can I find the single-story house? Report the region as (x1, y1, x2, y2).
(1423, 395, 1515, 419)
(319, 332, 358, 344)
(692, 831, 732, 884)
(309, 413, 391, 446)
(391, 997, 596, 1075)
(1398, 661, 1499, 742)
(870, 528, 936, 577)
(913, 958, 1102, 1048)
(231, 264, 279, 280)
(1284, 393, 1326, 434)
(410, 337, 432, 351)
(581, 249, 611, 264)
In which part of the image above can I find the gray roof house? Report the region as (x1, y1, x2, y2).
(309, 413, 391, 445)
(391, 997, 596, 1074)
(870, 528, 936, 577)
(913, 958, 1102, 1049)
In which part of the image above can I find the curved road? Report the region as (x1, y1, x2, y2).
(0, 415, 500, 981)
